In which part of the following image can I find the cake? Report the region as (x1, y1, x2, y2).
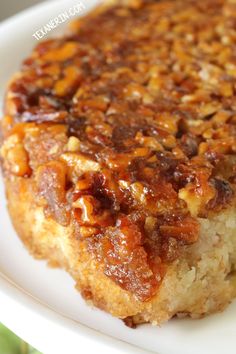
(1, 0, 236, 325)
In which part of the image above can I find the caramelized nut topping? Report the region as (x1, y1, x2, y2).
(1, 0, 236, 300)
(36, 161, 70, 226)
(1, 134, 31, 176)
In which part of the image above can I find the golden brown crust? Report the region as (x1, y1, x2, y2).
(5, 175, 236, 324)
(1, 0, 236, 322)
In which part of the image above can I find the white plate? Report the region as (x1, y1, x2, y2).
(0, 1, 236, 353)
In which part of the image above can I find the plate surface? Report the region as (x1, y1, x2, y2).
(0, 1, 236, 353)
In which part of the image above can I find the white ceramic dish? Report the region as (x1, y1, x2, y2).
(0, 1, 236, 353)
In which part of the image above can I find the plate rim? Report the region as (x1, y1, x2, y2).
(0, 271, 153, 354)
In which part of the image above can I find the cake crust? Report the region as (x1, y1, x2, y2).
(1, 0, 236, 324)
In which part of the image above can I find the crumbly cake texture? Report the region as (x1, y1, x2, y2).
(1, 0, 236, 325)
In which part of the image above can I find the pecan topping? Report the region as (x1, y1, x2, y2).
(1, 0, 236, 300)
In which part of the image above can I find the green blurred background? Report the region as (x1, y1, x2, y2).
(0, 324, 42, 354)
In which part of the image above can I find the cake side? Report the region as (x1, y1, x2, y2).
(1, 0, 236, 324)
(4, 175, 236, 325)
